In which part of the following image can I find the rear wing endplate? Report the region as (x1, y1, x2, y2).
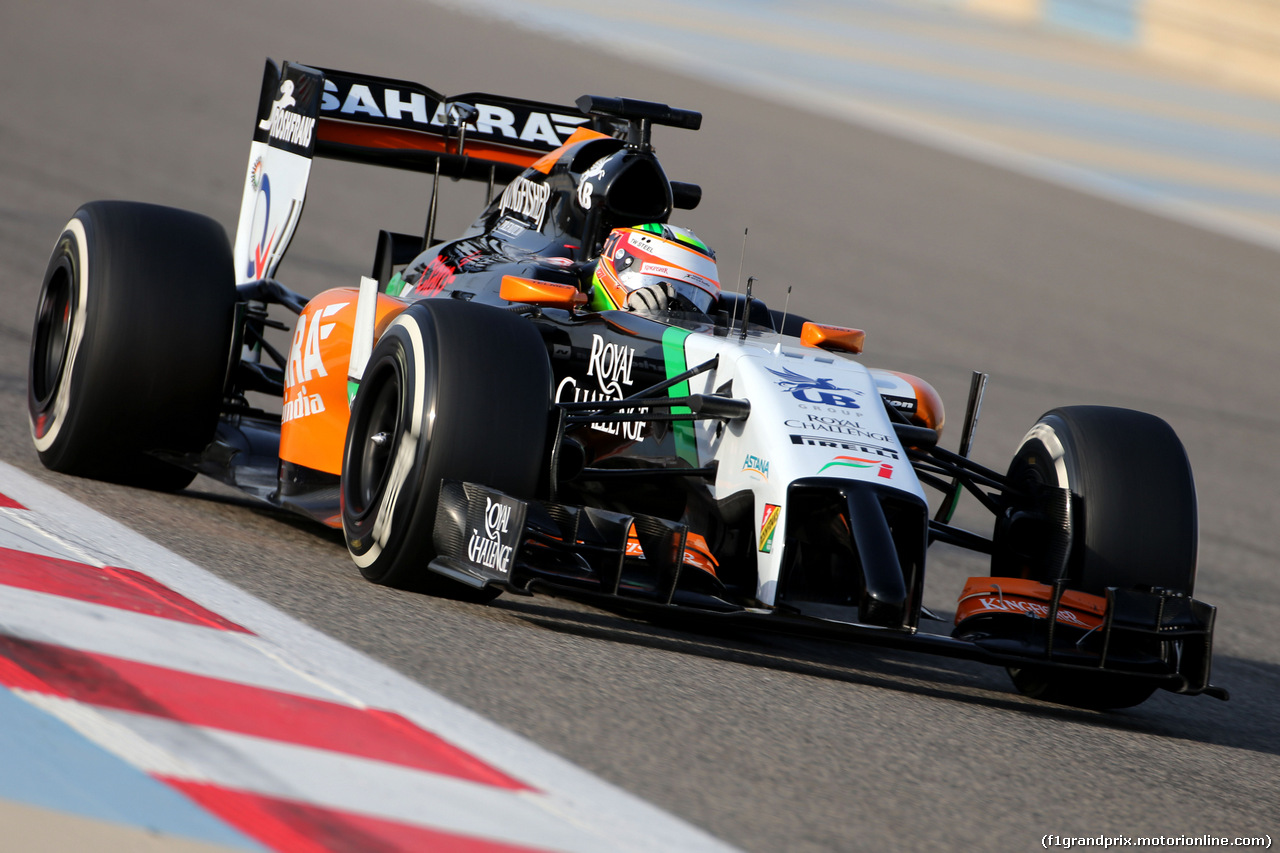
(233, 60, 321, 285)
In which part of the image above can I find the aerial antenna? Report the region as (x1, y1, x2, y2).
(728, 227, 747, 333)
(741, 277, 756, 341)
(425, 102, 478, 248)
(777, 285, 793, 336)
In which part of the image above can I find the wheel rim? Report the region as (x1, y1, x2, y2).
(350, 363, 403, 515)
(32, 262, 74, 409)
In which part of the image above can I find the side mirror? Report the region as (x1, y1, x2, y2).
(500, 275, 588, 309)
(800, 322, 865, 355)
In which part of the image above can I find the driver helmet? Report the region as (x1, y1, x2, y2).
(590, 223, 719, 313)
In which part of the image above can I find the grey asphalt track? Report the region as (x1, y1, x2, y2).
(2, 0, 1278, 850)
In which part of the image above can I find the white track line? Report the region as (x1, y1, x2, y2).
(0, 462, 738, 853)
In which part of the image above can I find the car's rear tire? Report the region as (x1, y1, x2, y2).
(341, 299, 552, 598)
(28, 201, 235, 490)
(991, 406, 1198, 709)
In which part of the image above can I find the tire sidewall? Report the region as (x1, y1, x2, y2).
(343, 311, 438, 581)
(29, 214, 92, 464)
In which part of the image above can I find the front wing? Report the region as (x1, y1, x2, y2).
(428, 480, 1227, 701)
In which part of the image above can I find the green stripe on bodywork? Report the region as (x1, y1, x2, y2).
(661, 326, 697, 466)
(385, 271, 408, 298)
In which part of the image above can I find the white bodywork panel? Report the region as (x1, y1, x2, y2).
(677, 331, 927, 605)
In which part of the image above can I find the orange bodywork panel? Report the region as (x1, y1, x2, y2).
(955, 577, 1106, 632)
(529, 127, 613, 174)
(500, 275, 587, 309)
(680, 533, 720, 577)
(317, 118, 559, 171)
(624, 527, 719, 578)
(887, 370, 945, 434)
(279, 288, 407, 476)
(800, 322, 866, 355)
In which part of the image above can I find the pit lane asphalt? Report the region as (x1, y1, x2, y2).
(2, 0, 1277, 850)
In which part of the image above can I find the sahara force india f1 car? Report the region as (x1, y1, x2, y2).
(29, 60, 1226, 710)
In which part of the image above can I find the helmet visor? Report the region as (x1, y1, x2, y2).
(618, 266, 718, 313)
(615, 231, 720, 313)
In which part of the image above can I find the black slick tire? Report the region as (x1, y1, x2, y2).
(341, 299, 551, 598)
(28, 201, 235, 490)
(992, 406, 1198, 709)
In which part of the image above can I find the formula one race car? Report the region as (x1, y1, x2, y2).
(28, 60, 1226, 710)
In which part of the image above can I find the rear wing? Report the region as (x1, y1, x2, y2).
(233, 59, 618, 284)
(316, 66, 611, 181)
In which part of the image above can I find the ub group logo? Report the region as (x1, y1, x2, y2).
(767, 366, 862, 410)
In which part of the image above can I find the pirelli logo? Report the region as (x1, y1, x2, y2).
(790, 434, 899, 459)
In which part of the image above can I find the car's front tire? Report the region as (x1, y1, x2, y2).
(991, 406, 1198, 709)
(341, 299, 552, 597)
